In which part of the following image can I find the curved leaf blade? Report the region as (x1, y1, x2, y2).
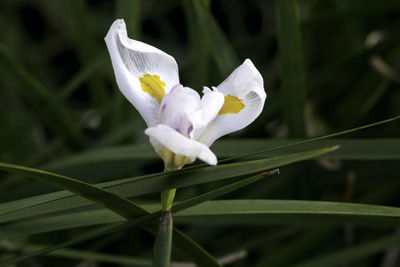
(0, 146, 337, 224)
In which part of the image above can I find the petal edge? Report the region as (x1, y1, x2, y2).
(145, 124, 217, 166)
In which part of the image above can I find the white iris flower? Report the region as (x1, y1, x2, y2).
(105, 19, 266, 170)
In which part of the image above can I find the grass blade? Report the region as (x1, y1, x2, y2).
(0, 42, 86, 146)
(0, 163, 221, 267)
(0, 218, 152, 266)
(5, 197, 400, 237)
(115, 0, 141, 38)
(189, 0, 239, 77)
(42, 116, 400, 172)
(0, 162, 148, 219)
(223, 115, 400, 162)
(6, 244, 152, 266)
(66, 0, 108, 107)
(289, 232, 400, 267)
(1, 169, 282, 267)
(174, 200, 400, 226)
(0, 169, 281, 266)
(0, 146, 337, 224)
(0, 171, 279, 237)
(275, 0, 307, 137)
(45, 138, 400, 170)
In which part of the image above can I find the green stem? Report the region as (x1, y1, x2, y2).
(161, 189, 176, 211)
(153, 210, 173, 267)
(154, 167, 176, 267)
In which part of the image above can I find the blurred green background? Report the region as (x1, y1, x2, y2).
(1, 0, 400, 266)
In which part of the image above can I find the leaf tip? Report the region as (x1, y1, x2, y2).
(263, 168, 280, 176)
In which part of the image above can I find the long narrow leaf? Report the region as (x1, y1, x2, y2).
(289, 232, 400, 267)
(0, 146, 337, 224)
(43, 138, 400, 170)
(0, 171, 280, 266)
(275, 0, 307, 137)
(189, 0, 239, 77)
(0, 163, 221, 267)
(43, 116, 400, 171)
(174, 200, 400, 226)
(0, 162, 147, 219)
(10, 244, 152, 266)
(0, 42, 86, 146)
(1, 171, 279, 237)
(5, 197, 400, 238)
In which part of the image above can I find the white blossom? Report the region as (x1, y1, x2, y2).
(105, 19, 266, 170)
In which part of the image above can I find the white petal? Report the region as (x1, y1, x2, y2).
(158, 85, 201, 137)
(198, 59, 267, 146)
(188, 87, 224, 140)
(104, 19, 180, 127)
(145, 124, 217, 165)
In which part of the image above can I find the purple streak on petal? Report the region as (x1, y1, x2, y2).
(187, 125, 193, 136)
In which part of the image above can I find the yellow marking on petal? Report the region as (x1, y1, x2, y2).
(158, 148, 192, 170)
(139, 74, 166, 104)
(218, 94, 245, 115)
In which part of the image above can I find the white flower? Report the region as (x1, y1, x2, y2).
(105, 19, 266, 170)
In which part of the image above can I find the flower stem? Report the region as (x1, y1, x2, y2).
(153, 209, 173, 267)
(154, 184, 176, 267)
(161, 188, 176, 211)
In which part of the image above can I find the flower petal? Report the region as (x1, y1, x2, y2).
(105, 19, 180, 127)
(158, 85, 200, 137)
(188, 87, 224, 140)
(198, 59, 266, 146)
(145, 124, 217, 165)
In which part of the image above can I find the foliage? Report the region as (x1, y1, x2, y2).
(0, 0, 399, 266)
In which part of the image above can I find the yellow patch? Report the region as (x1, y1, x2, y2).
(218, 94, 245, 115)
(158, 149, 192, 170)
(139, 74, 166, 104)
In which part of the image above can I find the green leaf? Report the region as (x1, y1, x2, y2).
(0, 217, 153, 266)
(188, 0, 239, 77)
(115, 0, 141, 38)
(288, 232, 400, 267)
(0, 146, 336, 267)
(66, 0, 108, 107)
(0, 171, 279, 237)
(10, 244, 152, 266)
(43, 116, 400, 171)
(275, 0, 307, 137)
(224, 115, 400, 162)
(0, 167, 281, 266)
(0, 42, 86, 147)
(304, 1, 400, 26)
(7, 196, 400, 238)
(59, 55, 106, 100)
(0, 162, 148, 220)
(174, 200, 400, 226)
(0, 146, 337, 224)
(0, 162, 221, 267)
(182, 0, 211, 87)
(216, 138, 400, 160)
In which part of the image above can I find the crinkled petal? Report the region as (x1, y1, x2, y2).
(145, 124, 217, 165)
(158, 85, 200, 137)
(198, 59, 266, 146)
(105, 19, 180, 127)
(188, 87, 224, 140)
